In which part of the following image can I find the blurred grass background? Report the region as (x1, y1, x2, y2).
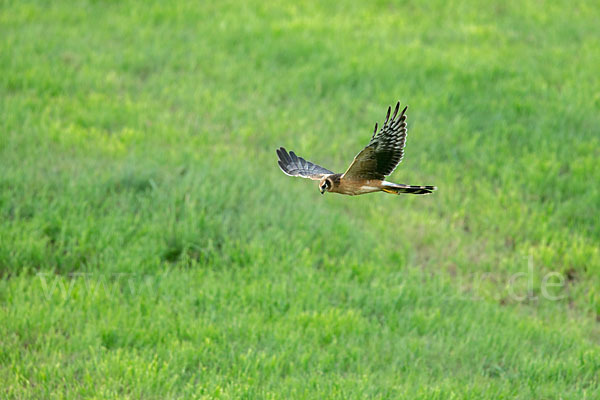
(1, 0, 599, 398)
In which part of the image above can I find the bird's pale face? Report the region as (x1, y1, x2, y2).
(319, 177, 332, 194)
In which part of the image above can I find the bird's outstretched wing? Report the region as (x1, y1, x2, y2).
(342, 102, 408, 180)
(277, 147, 334, 180)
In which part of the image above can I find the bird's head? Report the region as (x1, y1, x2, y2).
(319, 177, 332, 194)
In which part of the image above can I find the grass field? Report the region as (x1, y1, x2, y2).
(1, 0, 599, 398)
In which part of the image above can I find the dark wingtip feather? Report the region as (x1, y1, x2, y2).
(278, 147, 292, 163)
(277, 160, 288, 174)
(392, 102, 400, 119)
(289, 151, 299, 164)
(276, 148, 288, 164)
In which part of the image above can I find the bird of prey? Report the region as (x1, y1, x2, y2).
(276, 102, 436, 196)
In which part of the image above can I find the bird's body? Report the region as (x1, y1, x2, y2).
(277, 102, 436, 197)
(319, 174, 380, 196)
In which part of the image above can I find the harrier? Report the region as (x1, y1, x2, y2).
(277, 102, 436, 196)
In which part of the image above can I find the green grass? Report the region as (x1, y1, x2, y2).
(1, 0, 599, 398)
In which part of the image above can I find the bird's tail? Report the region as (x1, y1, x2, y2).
(382, 182, 437, 195)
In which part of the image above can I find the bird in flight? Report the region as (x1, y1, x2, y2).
(276, 102, 436, 196)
